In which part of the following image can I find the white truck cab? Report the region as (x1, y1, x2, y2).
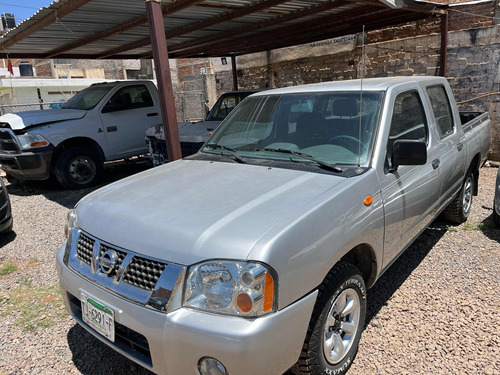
(0, 80, 160, 189)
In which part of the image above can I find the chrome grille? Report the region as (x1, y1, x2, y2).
(0, 129, 19, 153)
(68, 230, 185, 311)
(123, 257, 166, 291)
(76, 233, 95, 265)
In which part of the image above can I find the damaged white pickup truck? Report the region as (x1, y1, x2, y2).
(57, 77, 490, 375)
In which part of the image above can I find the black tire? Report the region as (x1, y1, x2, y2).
(1, 220, 13, 234)
(443, 171, 474, 224)
(291, 262, 367, 375)
(54, 147, 102, 190)
(493, 204, 500, 228)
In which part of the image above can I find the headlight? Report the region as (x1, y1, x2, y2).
(64, 209, 77, 238)
(183, 260, 277, 317)
(17, 134, 50, 150)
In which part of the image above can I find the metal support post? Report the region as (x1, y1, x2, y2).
(231, 54, 238, 91)
(439, 13, 448, 77)
(145, 0, 182, 161)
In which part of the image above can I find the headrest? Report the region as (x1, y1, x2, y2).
(331, 99, 358, 117)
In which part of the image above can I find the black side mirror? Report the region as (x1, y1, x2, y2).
(391, 139, 427, 169)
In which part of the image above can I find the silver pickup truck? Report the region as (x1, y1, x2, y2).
(57, 76, 490, 375)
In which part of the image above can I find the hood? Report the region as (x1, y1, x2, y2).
(0, 109, 86, 130)
(76, 160, 346, 266)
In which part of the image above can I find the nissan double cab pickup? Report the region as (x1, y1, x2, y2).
(57, 77, 490, 375)
(0, 80, 161, 189)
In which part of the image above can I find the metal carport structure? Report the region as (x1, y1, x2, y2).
(0, 0, 448, 161)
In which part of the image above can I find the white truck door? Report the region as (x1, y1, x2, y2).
(378, 89, 442, 267)
(99, 84, 160, 159)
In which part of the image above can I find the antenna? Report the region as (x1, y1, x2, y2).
(357, 25, 366, 169)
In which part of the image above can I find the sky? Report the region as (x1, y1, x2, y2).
(0, 1, 53, 25)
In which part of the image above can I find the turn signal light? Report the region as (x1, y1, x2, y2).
(364, 195, 373, 206)
(263, 272, 274, 312)
(30, 141, 49, 148)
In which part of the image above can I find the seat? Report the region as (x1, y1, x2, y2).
(294, 112, 324, 148)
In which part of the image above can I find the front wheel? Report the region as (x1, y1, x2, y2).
(443, 171, 474, 224)
(54, 147, 102, 189)
(493, 203, 500, 228)
(291, 262, 367, 375)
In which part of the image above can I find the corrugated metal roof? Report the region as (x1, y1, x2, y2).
(0, 0, 447, 59)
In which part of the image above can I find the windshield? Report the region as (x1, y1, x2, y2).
(203, 91, 383, 166)
(61, 86, 112, 110)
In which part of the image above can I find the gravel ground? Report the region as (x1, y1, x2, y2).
(0, 162, 499, 375)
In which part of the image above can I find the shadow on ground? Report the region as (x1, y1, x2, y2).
(67, 325, 153, 375)
(4, 159, 152, 209)
(0, 229, 16, 248)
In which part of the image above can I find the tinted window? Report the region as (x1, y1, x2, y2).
(103, 85, 154, 113)
(61, 86, 112, 110)
(426, 85, 454, 139)
(387, 91, 428, 165)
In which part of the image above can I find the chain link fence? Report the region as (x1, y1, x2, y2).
(0, 102, 64, 115)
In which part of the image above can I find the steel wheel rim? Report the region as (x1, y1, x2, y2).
(68, 156, 96, 184)
(462, 175, 473, 214)
(323, 288, 361, 365)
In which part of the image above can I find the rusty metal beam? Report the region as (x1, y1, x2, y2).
(177, 8, 429, 58)
(98, 0, 289, 59)
(0, 0, 92, 50)
(146, 0, 182, 162)
(172, 5, 384, 57)
(439, 12, 448, 77)
(344, 0, 447, 15)
(168, 0, 347, 54)
(47, 0, 204, 58)
(238, 11, 429, 56)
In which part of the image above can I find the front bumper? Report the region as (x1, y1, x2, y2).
(0, 149, 53, 180)
(56, 245, 317, 375)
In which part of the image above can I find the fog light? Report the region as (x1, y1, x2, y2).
(198, 357, 228, 375)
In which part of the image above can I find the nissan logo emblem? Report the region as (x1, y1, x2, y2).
(98, 250, 118, 275)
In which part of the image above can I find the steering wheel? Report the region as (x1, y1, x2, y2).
(328, 135, 366, 153)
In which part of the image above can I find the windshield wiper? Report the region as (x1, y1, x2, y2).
(257, 148, 342, 172)
(204, 143, 246, 163)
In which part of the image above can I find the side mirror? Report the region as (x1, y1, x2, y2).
(391, 140, 427, 169)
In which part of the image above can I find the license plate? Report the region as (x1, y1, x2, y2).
(81, 293, 115, 342)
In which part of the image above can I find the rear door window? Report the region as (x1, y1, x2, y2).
(426, 85, 454, 139)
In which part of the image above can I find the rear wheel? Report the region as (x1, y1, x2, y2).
(493, 203, 500, 228)
(54, 147, 102, 189)
(291, 262, 366, 375)
(443, 171, 474, 224)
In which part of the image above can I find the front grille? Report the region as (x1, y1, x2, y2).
(68, 293, 152, 366)
(0, 129, 19, 154)
(76, 233, 95, 265)
(123, 256, 166, 291)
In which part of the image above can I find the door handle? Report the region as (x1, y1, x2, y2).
(107, 126, 118, 132)
(147, 112, 158, 117)
(432, 158, 440, 170)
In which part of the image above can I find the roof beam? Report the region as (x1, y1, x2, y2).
(168, 0, 348, 54)
(46, 0, 204, 58)
(0, 0, 92, 50)
(344, 0, 447, 15)
(171, 4, 384, 57)
(97, 0, 290, 59)
(177, 8, 430, 58)
(217, 10, 429, 58)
